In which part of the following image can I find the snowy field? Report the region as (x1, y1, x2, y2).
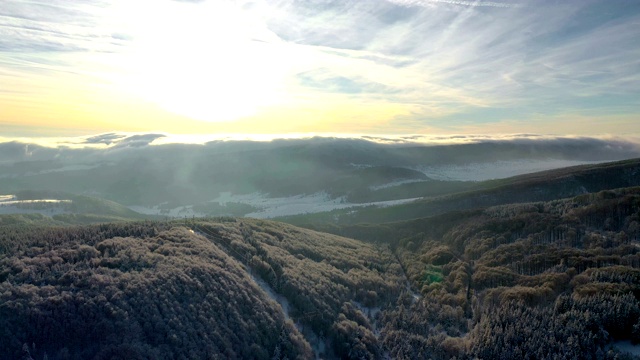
(413, 159, 605, 181)
(614, 340, 640, 356)
(0, 195, 72, 215)
(130, 192, 421, 219)
(242, 193, 420, 218)
(128, 159, 610, 219)
(369, 179, 426, 190)
(1, 159, 612, 219)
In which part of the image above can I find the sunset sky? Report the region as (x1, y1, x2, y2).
(1, 0, 639, 137)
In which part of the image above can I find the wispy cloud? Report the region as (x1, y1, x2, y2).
(390, 0, 523, 8)
(1, 0, 639, 135)
(256, 0, 640, 128)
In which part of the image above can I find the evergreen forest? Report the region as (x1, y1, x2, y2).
(2, 184, 640, 358)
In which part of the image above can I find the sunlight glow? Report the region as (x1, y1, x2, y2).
(1, 0, 639, 136)
(107, 1, 290, 122)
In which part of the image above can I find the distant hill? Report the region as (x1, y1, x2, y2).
(0, 218, 404, 359)
(2, 136, 638, 217)
(280, 158, 640, 227)
(0, 213, 60, 227)
(0, 190, 150, 226)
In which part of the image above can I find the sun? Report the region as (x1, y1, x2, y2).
(109, 0, 289, 123)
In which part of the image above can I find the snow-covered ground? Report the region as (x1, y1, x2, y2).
(0, 195, 72, 215)
(251, 274, 292, 321)
(240, 192, 346, 218)
(370, 179, 426, 190)
(128, 204, 207, 218)
(0, 199, 72, 205)
(0, 195, 15, 202)
(234, 192, 419, 218)
(126, 159, 610, 219)
(129, 192, 421, 219)
(413, 159, 605, 182)
(252, 271, 327, 359)
(613, 340, 640, 356)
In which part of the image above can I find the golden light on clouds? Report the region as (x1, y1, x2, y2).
(1, 0, 639, 136)
(107, 1, 295, 123)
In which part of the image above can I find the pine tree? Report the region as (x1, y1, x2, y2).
(21, 343, 34, 360)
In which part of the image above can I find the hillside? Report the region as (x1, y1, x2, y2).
(0, 222, 314, 359)
(329, 187, 640, 358)
(0, 190, 150, 226)
(0, 218, 405, 359)
(280, 158, 640, 227)
(3, 187, 640, 359)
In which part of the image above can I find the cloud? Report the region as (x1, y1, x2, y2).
(112, 134, 166, 148)
(259, 0, 640, 127)
(83, 133, 127, 145)
(0, 1, 123, 54)
(296, 69, 400, 95)
(1, 0, 639, 135)
(390, 0, 523, 8)
(1, 134, 640, 178)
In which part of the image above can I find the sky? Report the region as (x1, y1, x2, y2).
(1, 0, 639, 137)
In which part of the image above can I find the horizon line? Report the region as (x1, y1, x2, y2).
(1, 131, 639, 149)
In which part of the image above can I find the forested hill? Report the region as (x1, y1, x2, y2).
(0, 219, 405, 359)
(0, 223, 312, 359)
(334, 186, 640, 358)
(3, 187, 640, 359)
(281, 157, 640, 227)
(2, 137, 639, 217)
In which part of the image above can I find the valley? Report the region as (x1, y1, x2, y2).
(1, 136, 636, 222)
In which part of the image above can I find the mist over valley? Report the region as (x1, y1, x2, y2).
(2, 134, 638, 220)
